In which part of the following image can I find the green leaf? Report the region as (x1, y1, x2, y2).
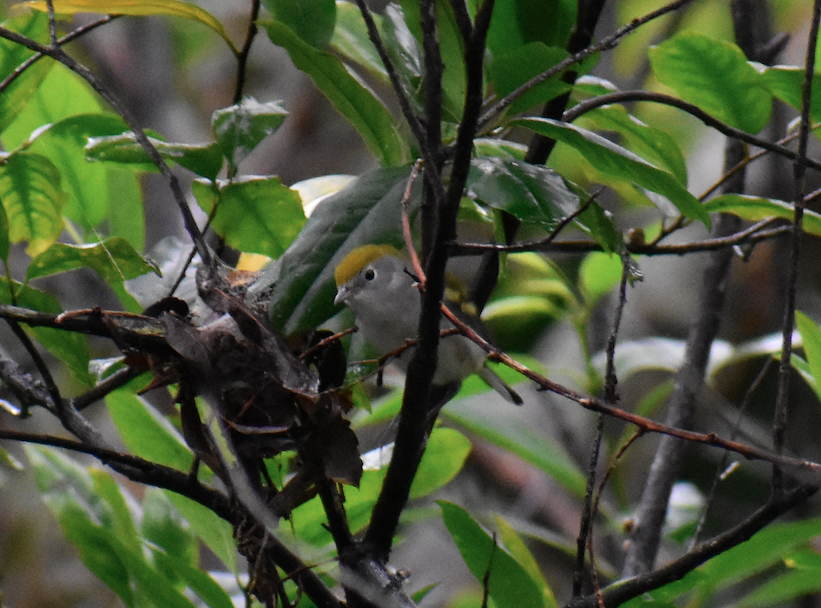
(442, 397, 587, 499)
(3, 61, 103, 151)
(490, 44, 573, 116)
(142, 489, 197, 565)
(795, 311, 821, 404)
(0, 194, 9, 262)
(261, 19, 409, 166)
(106, 167, 145, 252)
(91, 469, 141, 552)
(27, 238, 159, 282)
(61, 505, 140, 607)
(494, 515, 558, 608)
(516, 117, 709, 227)
(439, 501, 545, 608)
(691, 519, 821, 598)
(649, 33, 772, 134)
(0, 152, 66, 257)
(760, 67, 821, 126)
(485, 0, 575, 55)
(577, 104, 688, 185)
(263, 166, 413, 335)
(289, 427, 470, 546)
(85, 132, 224, 180)
(192, 176, 305, 259)
(398, 0, 465, 122)
(0, 277, 91, 383)
(0, 13, 52, 136)
(265, 0, 336, 48)
(25, 445, 136, 606)
(467, 157, 580, 229)
(23, 113, 133, 228)
(575, 200, 623, 253)
(164, 560, 236, 608)
(211, 98, 288, 170)
(409, 427, 471, 499)
(24, 0, 239, 55)
(380, 4, 423, 114)
(165, 492, 238, 575)
(703, 194, 821, 236)
(106, 389, 193, 472)
(580, 251, 624, 304)
(738, 559, 821, 608)
(331, 2, 387, 81)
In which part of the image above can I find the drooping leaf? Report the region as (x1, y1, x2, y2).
(142, 489, 198, 566)
(106, 389, 193, 472)
(165, 492, 238, 575)
(703, 194, 821, 237)
(695, 519, 821, 593)
(22, 0, 239, 54)
(211, 98, 288, 170)
(192, 176, 305, 259)
(90, 470, 141, 552)
(331, 2, 387, 81)
(737, 550, 821, 607)
(262, 166, 413, 335)
(439, 501, 545, 608)
(494, 515, 558, 608)
(27, 238, 159, 283)
(577, 104, 688, 185)
(467, 156, 580, 229)
(0, 152, 66, 256)
(261, 19, 409, 166)
(516, 117, 709, 227)
(264, 0, 336, 48)
(86, 133, 224, 180)
(649, 33, 772, 134)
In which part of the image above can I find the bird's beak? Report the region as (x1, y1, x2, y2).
(334, 285, 348, 307)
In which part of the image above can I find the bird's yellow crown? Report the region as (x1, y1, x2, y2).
(334, 244, 402, 287)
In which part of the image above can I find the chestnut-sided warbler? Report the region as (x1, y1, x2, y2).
(333, 245, 521, 405)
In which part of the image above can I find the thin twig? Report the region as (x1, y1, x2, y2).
(0, 15, 116, 94)
(454, 220, 789, 257)
(353, 0, 432, 172)
(564, 91, 821, 175)
(233, 0, 260, 105)
(773, 0, 821, 493)
(692, 357, 774, 547)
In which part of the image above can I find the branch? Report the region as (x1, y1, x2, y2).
(566, 484, 818, 608)
(0, 15, 117, 94)
(564, 91, 821, 174)
(453, 221, 790, 257)
(233, 0, 260, 105)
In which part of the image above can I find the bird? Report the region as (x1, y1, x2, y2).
(333, 245, 522, 405)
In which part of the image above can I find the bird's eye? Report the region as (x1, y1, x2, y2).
(364, 268, 376, 281)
